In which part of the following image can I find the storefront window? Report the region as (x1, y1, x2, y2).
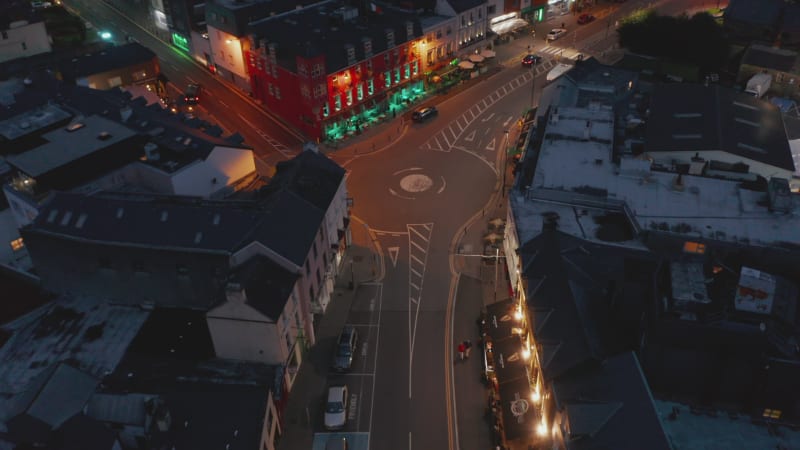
(367, 79, 374, 95)
(346, 89, 353, 106)
(322, 103, 329, 117)
(412, 61, 419, 76)
(384, 71, 391, 87)
(394, 68, 401, 83)
(334, 95, 341, 111)
(357, 83, 364, 100)
(404, 63, 410, 79)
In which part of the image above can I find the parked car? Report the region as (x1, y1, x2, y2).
(412, 106, 438, 122)
(522, 54, 542, 67)
(184, 83, 201, 104)
(324, 385, 349, 430)
(577, 14, 595, 24)
(332, 325, 359, 372)
(325, 437, 348, 450)
(546, 28, 567, 41)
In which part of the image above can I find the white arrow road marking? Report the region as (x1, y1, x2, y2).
(464, 130, 476, 142)
(485, 138, 495, 151)
(388, 247, 399, 268)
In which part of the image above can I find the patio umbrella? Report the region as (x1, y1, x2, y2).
(489, 218, 506, 228)
(458, 60, 475, 70)
(484, 232, 504, 244)
(468, 54, 485, 63)
(480, 49, 496, 58)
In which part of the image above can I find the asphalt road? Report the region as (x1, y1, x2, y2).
(335, 60, 554, 449)
(62, 0, 305, 173)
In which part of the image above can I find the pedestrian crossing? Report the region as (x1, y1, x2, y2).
(420, 59, 553, 152)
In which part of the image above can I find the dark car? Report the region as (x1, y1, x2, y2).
(522, 54, 542, 67)
(412, 106, 438, 122)
(184, 83, 201, 104)
(332, 325, 358, 372)
(577, 14, 595, 24)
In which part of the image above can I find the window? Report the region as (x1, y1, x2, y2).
(285, 331, 293, 350)
(394, 68, 401, 83)
(311, 63, 323, 77)
(309, 285, 315, 301)
(763, 409, 782, 419)
(334, 94, 342, 111)
(9, 238, 24, 251)
(357, 82, 364, 100)
(478, 8, 482, 18)
(316, 267, 321, 286)
(346, 88, 353, 106)
(404, 63, 410, 79)
(363, 38, 372, 56)
(346, 45, 356, 64)
(275, 86, 281, 99)
(412, 60, 419, 76)
(487, 5, 496, 14)
(446, 26, 452, 35)
(322, 102, 329, 117)
(2, 31, 8, 40)
(384, 71, 391, 87)
(367, 79, 374, 95)
(461, 15, 465, 27)
(436, 30, 442, 39)
(301, 85, 311, 99)
(305, 261, 311, 276)
(366, 60, 373, 71)
(297, 63, 307, 76)
(108, 76, 122, 88)
(682, 241, 706, 254)
(313, 241, 318, 259)
(314, 83, 325, 98)
(268, 83, 274, 96)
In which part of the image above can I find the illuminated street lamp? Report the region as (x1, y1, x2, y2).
(99, 31, 113, 41)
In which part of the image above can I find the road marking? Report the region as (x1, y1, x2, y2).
(409, 226, 429, 241)
(486, 138, 496, 151)
(219, 100, 229, 108)
(481, 112, 495, 122)
(503, 115, 514, 127)
(410, 254, 424, 265)
(366, 284, 382, 450)
(406, 223, 434, 399)
(410, 267, 421, 277)
(410, 240, 425, 252)
(236, 113, 294, 158)
(186, 76, 198, 85)
(392, 167, 423, 176)
(437, 176, 446, 194)
(387, 247, 399, 268)
(463, 130, 476, 142)
(388, 188, 415, 200)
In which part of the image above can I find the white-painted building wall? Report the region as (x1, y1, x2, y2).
(206, 25, 248, 86)
(170, 146, 256, 197)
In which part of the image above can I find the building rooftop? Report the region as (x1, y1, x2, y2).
(6, 115, 138, 178)
(513, 101, 800, 249)
(553, 352, 671, 450)
(724, 0, 783, 26)
(51, 414, 119, 450)
(4, 362, 98, 440)
(0, 296, 149, 410)
(741, 44, 799, 73)
(0, 103, 72, 143)
(85, 393, 153, 427)
(645, 83, 795, 173)
(265, 148, 346, 211)
(57, 43, 157, 81)
(232, 255, 299, 321)
(249, 3, 422, 73)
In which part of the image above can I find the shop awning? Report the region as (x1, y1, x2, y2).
(490, 18, 528, 35)
(486, 298, 516, 341)
(493, 335, 528, 385)
(498, 376, 535, 441)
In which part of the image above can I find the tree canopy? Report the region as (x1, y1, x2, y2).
(617, 10, 729, 71)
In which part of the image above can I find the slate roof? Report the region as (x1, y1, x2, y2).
(741, 44, 798, 73)
(552, 352, 671, 450)
(233, 255, 299, 320)
(5, 363, 98, 437)
(157, 383, 268, 450)
(5, 115, 139, 177)
(57, 43, 157, 80)
(645, 83, 795, 172)
(249, 3, 423, 74)
(446, 0, 484, 14)
(51, 414, 118, 450)
(26, 186, 325, 267)
(267, 148, 346, 211)
(724, 0, 783, 27)
(518, 229, 599, 381)
(85, 393, 152, 427)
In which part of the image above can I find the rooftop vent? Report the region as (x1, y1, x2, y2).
(97, 131, 112, 141)
(144, 142, 159, 161)
(66, 122, 85, 132)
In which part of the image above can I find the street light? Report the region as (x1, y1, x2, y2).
(501, 129, 510, 197)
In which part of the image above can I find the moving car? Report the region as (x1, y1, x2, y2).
(184, 83, 201, 104)
(546, 28, 567, 41)
(522, 54, 542, 67)
(324, 385, 349, 430)
(332, 325, 359, 372)
(412, 106, 438, 122)
(577, 14, 595, 24)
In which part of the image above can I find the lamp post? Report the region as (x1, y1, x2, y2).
(501, 129, 510, 197)
(529, 60, 537, 108)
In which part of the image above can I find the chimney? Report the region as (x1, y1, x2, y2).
(120, 106, 133, 122)
(144, 142, 160, 161)
(584, 120, 591, 140)
(226, 282, 247, 303)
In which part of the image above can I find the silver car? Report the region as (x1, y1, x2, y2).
(324, 385, 348, 430)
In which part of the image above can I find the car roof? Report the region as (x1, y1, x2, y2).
(328, 385, 346, 400)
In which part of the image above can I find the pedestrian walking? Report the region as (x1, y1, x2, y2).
(465, 340, 472, 358)
(457, 342, 466, 361)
